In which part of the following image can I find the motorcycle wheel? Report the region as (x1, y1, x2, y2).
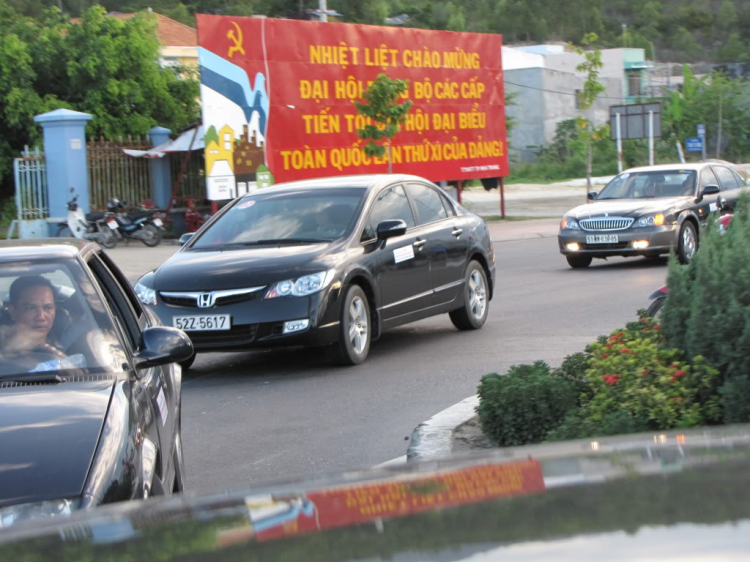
(142, 224, 162, 247)
(98, 228, 118, 249)
(647, 297, 665, 320)
(56, 225, 73, 238)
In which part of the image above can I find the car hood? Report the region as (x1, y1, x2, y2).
(0, 381, 114, 507)
(566, 196, 688, 219)
(155, 243, 338, 291)
(3, 425, 750, 559)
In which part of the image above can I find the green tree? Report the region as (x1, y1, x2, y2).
(571, 32, 606, 192)
(355, 73, 412, 174)
(717, 32, 749, 63)
(0, 4, 200, 194)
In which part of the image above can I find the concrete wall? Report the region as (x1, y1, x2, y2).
(505, 68, 547, 163)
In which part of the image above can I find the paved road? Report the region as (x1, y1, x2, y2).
(107, 224, 668, 495)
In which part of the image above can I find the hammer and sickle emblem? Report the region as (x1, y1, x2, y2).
(227, 21, 245, 58)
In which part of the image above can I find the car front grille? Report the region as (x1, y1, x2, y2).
(186, 324, 259, 348)
(160, 287, 264, 308)
(581, 242, 630, 250)
(580, 217, 634, 231)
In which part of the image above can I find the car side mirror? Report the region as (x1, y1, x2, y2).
(376, 220, 407, 241)
(587, 191, 598, 200)
(133, 327, 194, 370)
(179, 233, 194, 245)
(696, 184, 720, 202)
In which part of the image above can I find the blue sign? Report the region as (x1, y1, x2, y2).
(697, 124, 706, 138)
(686, 137, 703, 152)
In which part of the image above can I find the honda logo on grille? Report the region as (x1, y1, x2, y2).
(198, 293, 215, 308)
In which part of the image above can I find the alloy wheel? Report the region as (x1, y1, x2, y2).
(348, 296, 369, 355)
(469, 269, 487, 320)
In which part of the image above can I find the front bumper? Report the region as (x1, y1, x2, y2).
(148, 287, 342, 353)
(558, 224, 679, 257)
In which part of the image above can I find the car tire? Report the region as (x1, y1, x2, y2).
(327, 285, 371, 365)
(449, 260, 489, 331)
(566, 255, 593, 269)
(678, 221, 698, 264)
(178, 353, 196, 371)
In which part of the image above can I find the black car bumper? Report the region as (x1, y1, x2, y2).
(558, 224, 679, 257)
(149, 288, 341, 353)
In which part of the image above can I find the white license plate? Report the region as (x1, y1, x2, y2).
(152, 218, 163, 227)
(173, 315, 231, 331)
(586, 235, 618, 244)
(107, 220, 119, 230)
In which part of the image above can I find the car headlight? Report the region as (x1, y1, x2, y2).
(134, 281, 157, 306)
(266, 270, 336, 299)
(0, 497, 81, 528)
(638, 213, 665, 227)
(561, 216, 580, 230)
(141, 437, 157, 499)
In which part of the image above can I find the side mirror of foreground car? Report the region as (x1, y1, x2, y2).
(376, 220, 408, 241)
(179, 233, 195, 245)
(587, 191, 598, 200)
(133, 326, 194, 370)
(702, 185, 721, 196)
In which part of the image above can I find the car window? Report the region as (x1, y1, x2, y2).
(440, 192, 456, 217)
(714, 166, 740, 190)
(0, 260, 129, 378)
(700, 167, 719, 189)
(732, 170, 746, 186)
(191, 188, 366, 248)
(87, 255, 141, 349)
(406, 183, 449, 224)
(361, 185, 416, 241)
(597, 170, 696, 199)
(97, 251, 143, 319)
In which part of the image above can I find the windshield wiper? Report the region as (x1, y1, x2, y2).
(252, 238, 332, 245)
(0, 372, 64, 383)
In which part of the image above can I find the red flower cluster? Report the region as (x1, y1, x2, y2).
(601, 353, 609, 359)
(641, 369, 650, 376)
(602, 374, 621, 386)
(670, 370, 687, 383)
(671, 396, 685, 404)
(654, 324, 662, 330)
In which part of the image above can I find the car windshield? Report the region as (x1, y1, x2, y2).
(596, 170, 697, 199)
(191, 188, 367, 248)
(0, 260, 128, 379)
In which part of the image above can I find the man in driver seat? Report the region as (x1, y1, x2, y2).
(0, 275, 65, 359)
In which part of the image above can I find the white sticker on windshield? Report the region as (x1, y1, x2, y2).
(237, 200, 256, 210)
(157, 388, 168, 426)
(620, 173, 630, 179)
(394, 245, 415, 264)
(709, 202, 718, 212)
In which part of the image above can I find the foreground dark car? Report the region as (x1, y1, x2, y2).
(0, 240, 193, 528)
(558, 162, 746, 268)
(2, 425, 749, 560)
(136, 174, 496, 367)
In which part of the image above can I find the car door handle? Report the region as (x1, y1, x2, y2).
(413, 239, 427, 249)
(452, 228, 464, 237)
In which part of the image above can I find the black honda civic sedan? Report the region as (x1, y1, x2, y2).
(135, 174, 496, 367)
(0, 240, 193, 529)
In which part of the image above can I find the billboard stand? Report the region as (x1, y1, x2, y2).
(457, 180, 463, 205)
(499, 177, 506, 219)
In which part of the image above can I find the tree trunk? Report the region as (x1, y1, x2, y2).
(586, 131, 593, 194)
(387, 141, 393, 174)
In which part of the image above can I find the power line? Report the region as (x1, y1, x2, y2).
(503, 79, 631, 100)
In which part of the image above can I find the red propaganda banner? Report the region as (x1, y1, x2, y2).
(243, 459, 545, 542)
(196, 15, 507, 199)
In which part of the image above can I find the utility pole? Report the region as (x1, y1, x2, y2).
(319, 0, 328, 22)
(621, 23, 627, 47)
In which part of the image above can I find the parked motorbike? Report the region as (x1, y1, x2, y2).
(107, 199, 164, 247)
(647, 206, 734, 319)
(56, 192, 118, 249)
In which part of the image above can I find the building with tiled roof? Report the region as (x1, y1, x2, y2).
(72, 10, 198, 68)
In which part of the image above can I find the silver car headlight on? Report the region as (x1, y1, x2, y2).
(638, 213, 666, 227)
(560, 216, 580, 230)
(266, 270, 336, 299)
(134, 281, 157, 306)
(0, 497, 81, 528)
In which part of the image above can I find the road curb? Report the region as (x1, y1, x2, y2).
(406, 395, 479, 462)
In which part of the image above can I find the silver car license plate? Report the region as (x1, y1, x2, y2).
(173, 315, 231, 331)
(586, 235, 619, 244)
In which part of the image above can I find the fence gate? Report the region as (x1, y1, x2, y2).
(88, 136, 152, 211)
(12, 147, 48, 238)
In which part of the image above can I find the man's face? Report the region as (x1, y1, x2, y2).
(10, 285, 56, 338)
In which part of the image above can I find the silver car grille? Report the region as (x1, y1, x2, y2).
(160, 286, 266, 308)
(579, 217, 633, 231)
